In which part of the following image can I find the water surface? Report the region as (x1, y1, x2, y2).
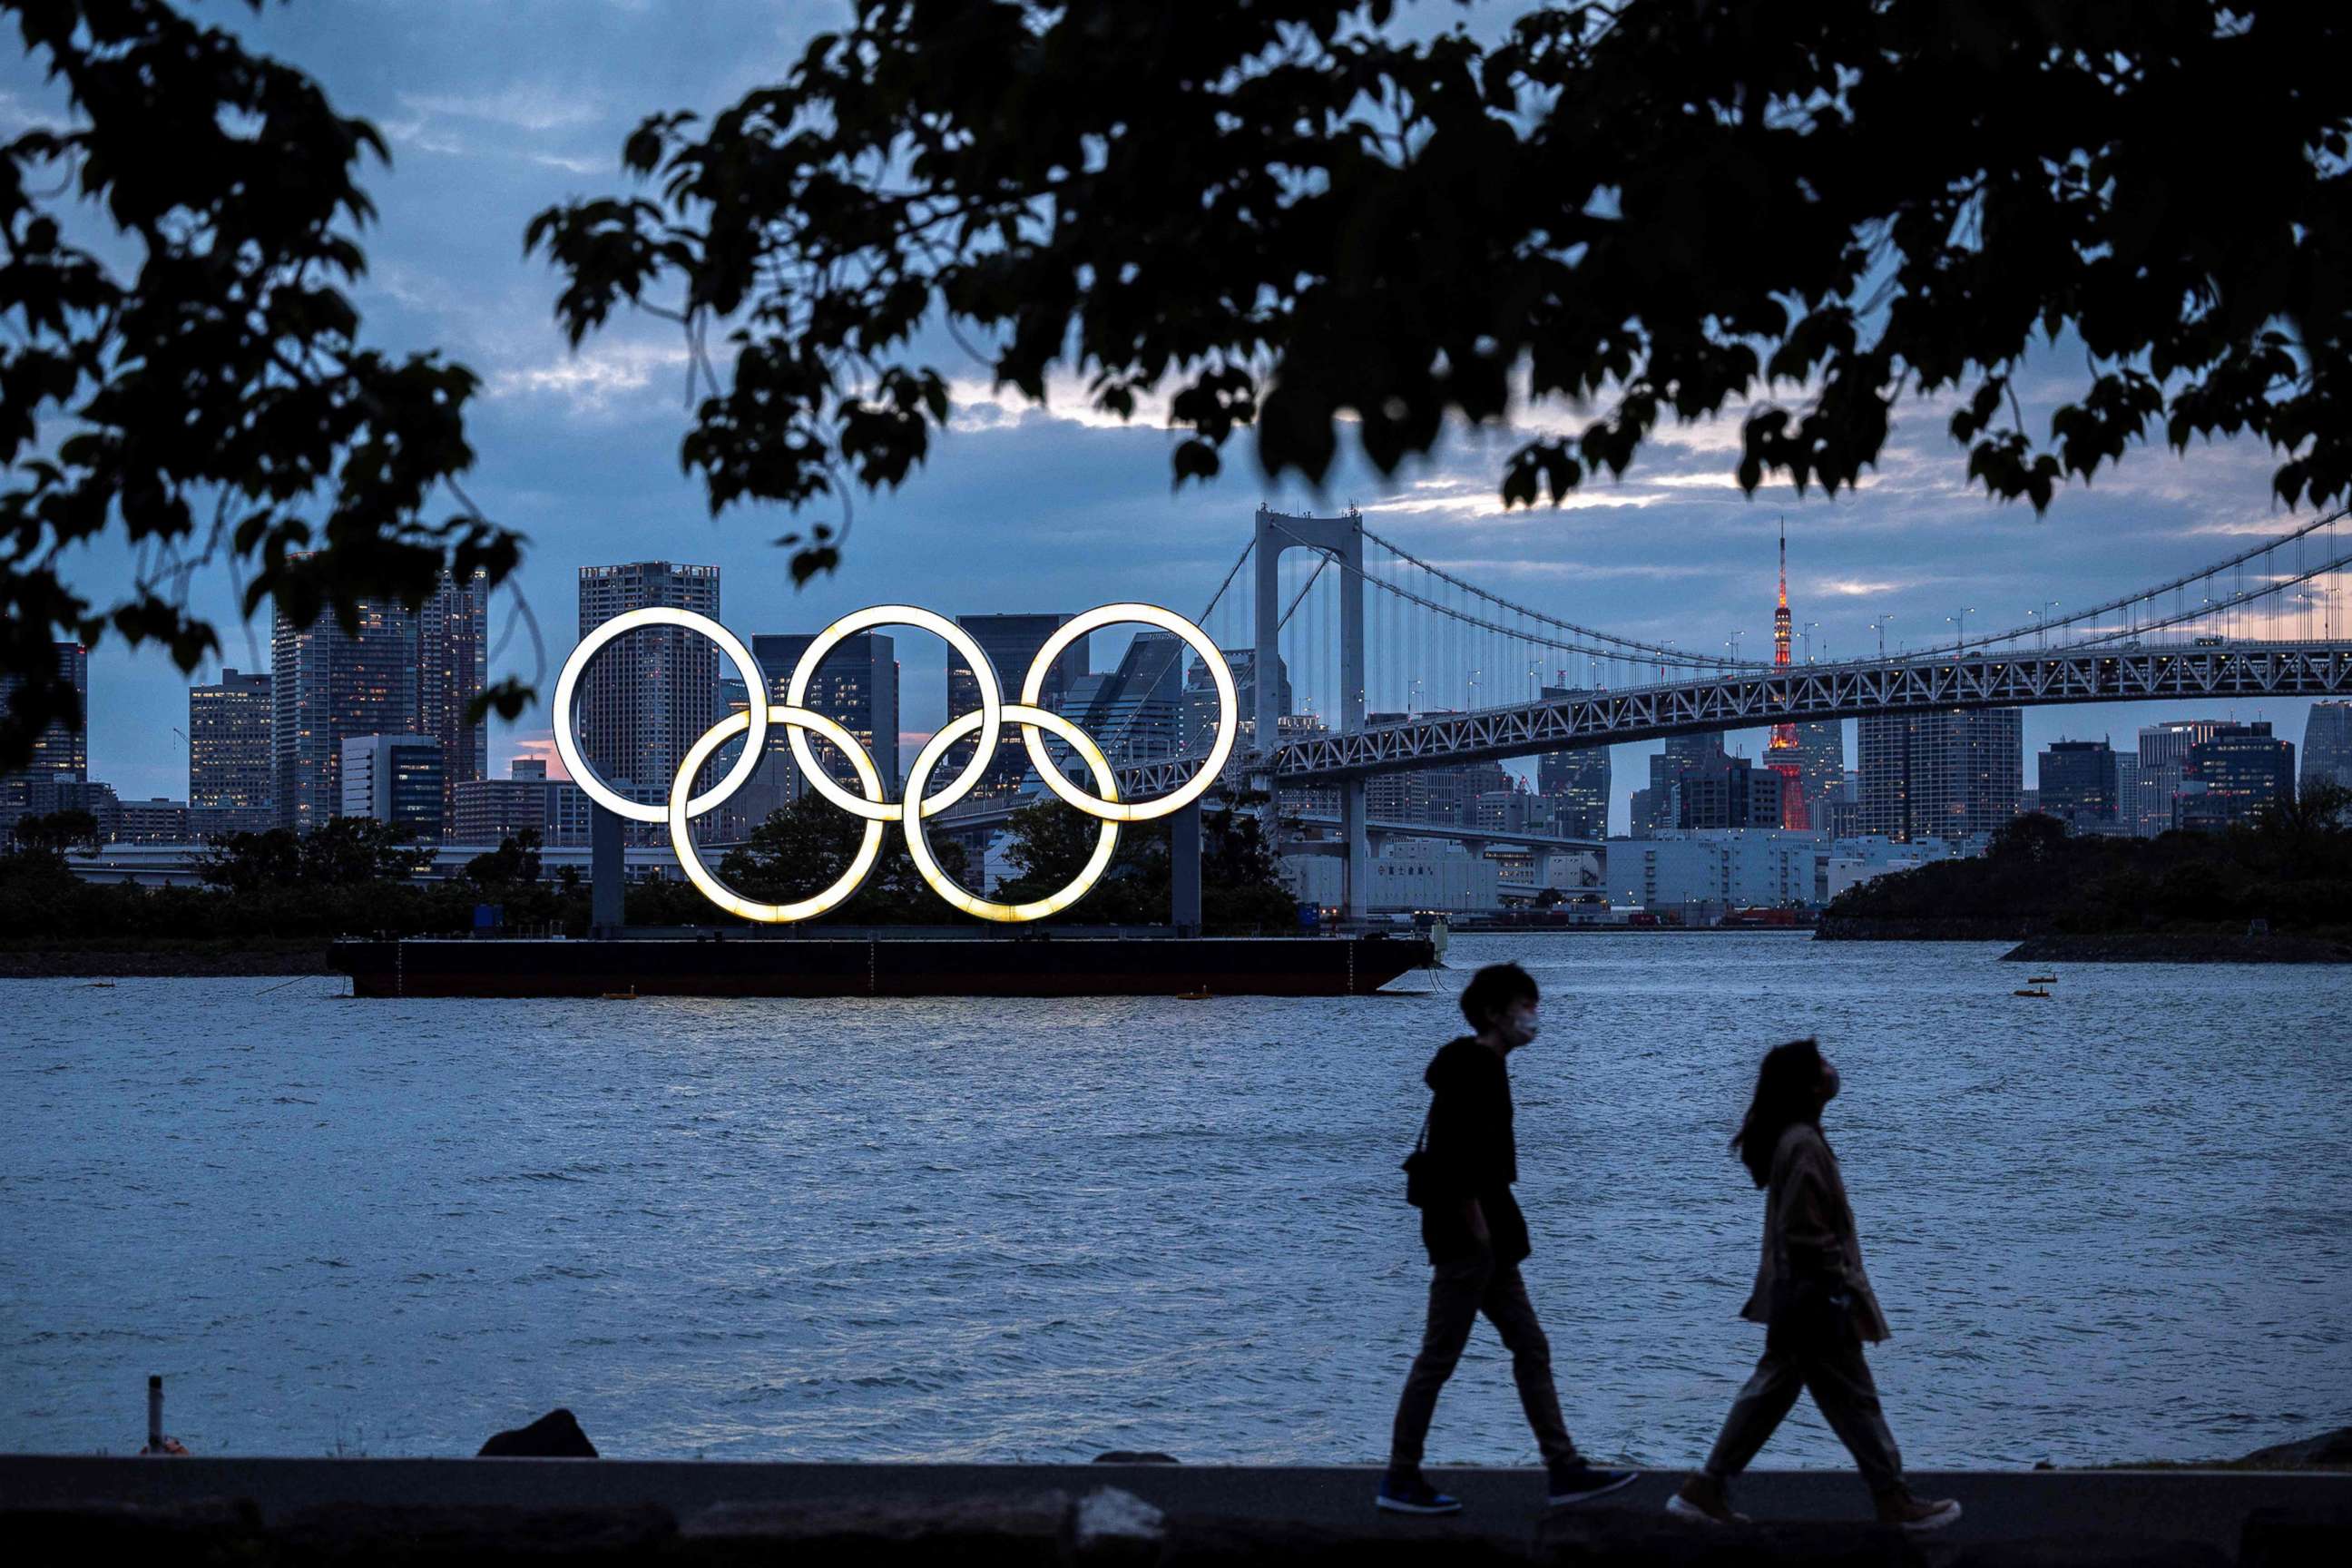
(3, 935, 2345, 1467)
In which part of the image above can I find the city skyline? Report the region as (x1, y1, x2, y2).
(15, 551, 2343, 852)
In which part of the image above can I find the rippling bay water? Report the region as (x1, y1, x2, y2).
(3, 934, 2346, 1467)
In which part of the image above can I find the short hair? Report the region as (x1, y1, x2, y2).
(1459, 962, 1539, 1028)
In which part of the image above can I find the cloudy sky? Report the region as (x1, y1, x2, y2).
(5, 0, 2339, 834)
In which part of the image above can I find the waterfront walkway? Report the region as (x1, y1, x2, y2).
(5, 1456, 2347, 1563)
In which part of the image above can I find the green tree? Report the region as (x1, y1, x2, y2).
(995, 795, 1297, 931)
(1199, 798, 1305, 932)
(195, 827, 303, 893)
(197, 816, 428, 888)
(466, 828, 544, 889)
(299, 816, 432, 884)
(995, 800, 1167, 923)
(8, 807, 100, 856)
(531, 1, 2352, 585)
(716, 794, 972, 923)
(1, 0, 524, 769)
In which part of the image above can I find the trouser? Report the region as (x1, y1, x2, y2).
(1701, 1331, 1905, 1496)
(1387, 1251, 1579, 1471)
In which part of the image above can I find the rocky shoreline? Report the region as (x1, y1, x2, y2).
(2002, 933, 2352, 964)
(1814, 916, 2037, 942)
(1816, 917, 2352, 961)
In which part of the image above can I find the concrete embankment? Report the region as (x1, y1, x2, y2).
(5, 1458, 2349, 1565)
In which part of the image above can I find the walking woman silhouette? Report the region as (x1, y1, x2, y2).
(1668, 1039, 1961, 1531)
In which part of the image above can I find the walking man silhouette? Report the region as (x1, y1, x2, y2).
(1377, 961, 1635, 1515)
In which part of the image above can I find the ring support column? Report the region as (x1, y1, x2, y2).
(1171, 799, 1202, 935)
(1341, 778, 1369, 924)
(591, 801, 624, 934)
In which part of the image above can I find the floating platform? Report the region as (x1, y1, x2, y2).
(330, 933, 1436, 999)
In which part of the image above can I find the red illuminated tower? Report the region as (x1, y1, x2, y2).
(1765, 520, 1808, 828)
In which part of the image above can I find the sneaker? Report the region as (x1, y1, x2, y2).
(1545, 1458, 1640, 1506)
(1877, 1491, 1963, 1531)
(1376, 1472, 1464, 1515)
(1665, 1475, 1750, 1525)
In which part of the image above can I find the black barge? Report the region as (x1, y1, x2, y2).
(331, 932, 1436, 998)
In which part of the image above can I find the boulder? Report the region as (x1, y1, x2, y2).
(1093, 1450, 1181, 1464)
(2235, 1428, 2352, 1469)
(478, 1408, 599, 1457)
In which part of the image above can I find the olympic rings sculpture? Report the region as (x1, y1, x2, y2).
(551, 603, 1238, 924)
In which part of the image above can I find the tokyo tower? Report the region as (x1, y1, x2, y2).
(1765, 519, 1808, 828)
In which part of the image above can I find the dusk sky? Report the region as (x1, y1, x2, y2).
(5, 0, 2338, 833)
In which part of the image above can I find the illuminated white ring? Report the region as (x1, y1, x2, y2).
(554, 607, 768, 823)
(668, 707, 887, 923)
(786, 604, 1000, 822)
(1020, 603, 1236, 821)
(901, 704, 1120, 923)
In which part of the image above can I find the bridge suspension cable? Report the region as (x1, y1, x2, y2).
(1262, 516, 1730, 680)
(1930, 506, 2352, 656)
(1359, 523, 1759, 669)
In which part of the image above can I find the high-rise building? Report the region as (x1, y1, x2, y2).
(573, 563, 721, 833)
(939, 613, 1090, 801)
(273, 591, 419, 833)
(2038, 738, 2120, 827)
(1856, 708, 2022, 842)
(948, 613, 1089, 717)
(2177, 722, 2294, 829)
(2303, 701, 2352, 793)
(188, 669, 273, 811)
(2139, 718, 2235, 773)
(2115, 751, 2141, 831)
(1073, 628, 1186, 763)
(1794, 722, 1846, 826)
(338, 734, 446, 838)
(0, 642, 89, 801)
(115, 798, 191, 844)
(451, 759, 592, 846)
(750, 632, 899, 798)
(1630, 732, 1732, 838)
(2134, 718, 2252, 835)
(1534, 687, 1612, 838)
(1536, 750, 1611, 838)
(1363, 720, 1512, 827)
(1677, 755, 1787, 830)
(1271, 712, 1341, 820)
(1187, 648, 1289, 757)
(417, 568, 490, 823)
